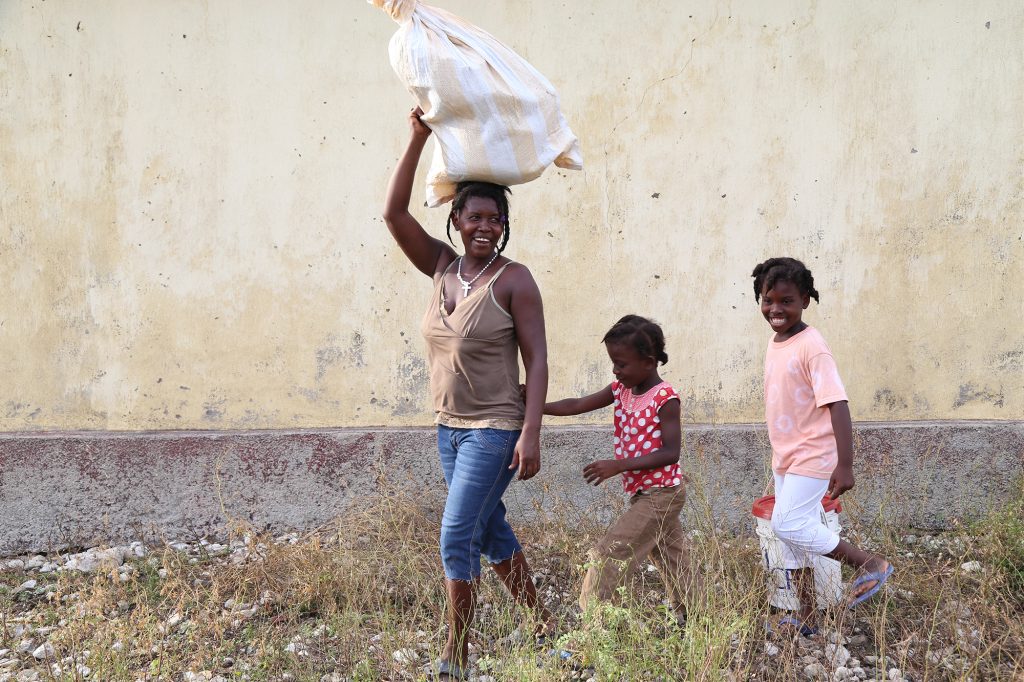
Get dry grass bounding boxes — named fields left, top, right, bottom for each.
left=1, top=482, right=1023, bottom=681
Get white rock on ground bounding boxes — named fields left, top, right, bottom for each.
left=960, top=561, right=982, bottom=573
left=31, top=643, right=54, bottom=660
left=825, top=641, right=851, bottom=668
left=63, top=547, right=126, bottom=573
left=803, top=662, right=826, bottom=680
left=181, top=672, right=227, bottom=682
left=283, top=642, right=309, bottom=657
left=12, top=580, right=36, bottom=595
left=392, top=648, right=419, bottom=665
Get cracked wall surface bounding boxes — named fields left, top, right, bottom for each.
left=1, top=1, right=1022, bottom=431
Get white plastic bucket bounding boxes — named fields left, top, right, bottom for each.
left=752, top=495, right=844, bottom=610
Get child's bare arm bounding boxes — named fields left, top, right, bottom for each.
left=544, top=384, right=614, bottom=416
left=582, top=399, right=682, bottom=485
left=827, top=400, right=855, bottom=498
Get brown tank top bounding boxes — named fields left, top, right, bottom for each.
left=420, top=260, right=525, bottom=429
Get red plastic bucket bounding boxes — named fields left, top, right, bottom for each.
left=752, top=494, right=845, bottom=610
left=751, top=494, right=842, bottom=521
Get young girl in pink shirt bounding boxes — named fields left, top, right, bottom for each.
left=752, top=257, right=893, bottom=636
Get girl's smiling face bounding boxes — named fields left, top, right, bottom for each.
left=605, top=341, right=656, bottom=391
left=760, top=279, right=810, bottom=339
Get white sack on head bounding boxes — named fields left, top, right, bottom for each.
left=370, top=0, right=583, bottom=207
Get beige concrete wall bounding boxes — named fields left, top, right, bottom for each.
left=1, top=0, right=1021, bottom=431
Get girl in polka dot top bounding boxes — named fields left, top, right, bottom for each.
left=545, top=315, right=702, bottom=622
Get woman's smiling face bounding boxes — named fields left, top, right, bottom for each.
left=452, top=196, right=504, bottom=258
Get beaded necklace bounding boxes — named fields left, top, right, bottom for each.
left=456, top=252, right=499, bottom=296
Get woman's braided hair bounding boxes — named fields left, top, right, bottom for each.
left=751, top=257, right=820, bottom=303
left=602, top=314, right=669, bottom=365
left=445, top=181, right=511, bottom=254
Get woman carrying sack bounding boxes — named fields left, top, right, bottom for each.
left=382, top=106, right=554, bottom=680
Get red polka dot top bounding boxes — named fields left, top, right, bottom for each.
left=611, top=380, right=684, bottom=495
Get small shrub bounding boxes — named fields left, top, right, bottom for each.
left=977, top=478, right=1024, bottom=607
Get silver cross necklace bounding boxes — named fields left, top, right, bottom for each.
left=456, top=251, right=500, bottom=296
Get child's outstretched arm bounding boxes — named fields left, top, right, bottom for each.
left=827, top=400, right=855, bottom=498
left=583, top=399, right=682, bottom=485
left=544, top=384, right=614, bottom=417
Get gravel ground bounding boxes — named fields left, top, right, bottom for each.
left=0, top=523, right=1020, bottom=681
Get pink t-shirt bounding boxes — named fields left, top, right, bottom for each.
left=764, top=326, right=848, bottom=480
left=612, top=380, right=684, bottom=496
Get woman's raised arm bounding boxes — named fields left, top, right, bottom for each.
left=382, top=107, right=456, bottom=277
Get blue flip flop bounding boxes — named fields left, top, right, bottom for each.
left=848, top=564, right=894, bottom=609
left=536, top=632, right=574, bottom=662
left=768, top=615, right=818, bottom=638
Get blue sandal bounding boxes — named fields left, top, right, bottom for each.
left=848, top=564, right=894, bottom=609
left=769, top=615, right=819, bottom=638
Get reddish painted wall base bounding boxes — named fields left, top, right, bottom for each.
left=1, top=421, right=1021, bottom=555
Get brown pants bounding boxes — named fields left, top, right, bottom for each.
left=579, top=485, right=702, bottom=614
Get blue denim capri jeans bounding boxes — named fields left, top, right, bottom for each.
left=437, top=425, right=523, bottom=581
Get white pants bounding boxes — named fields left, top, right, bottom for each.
left=772, top=473, right=841, bottom=569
